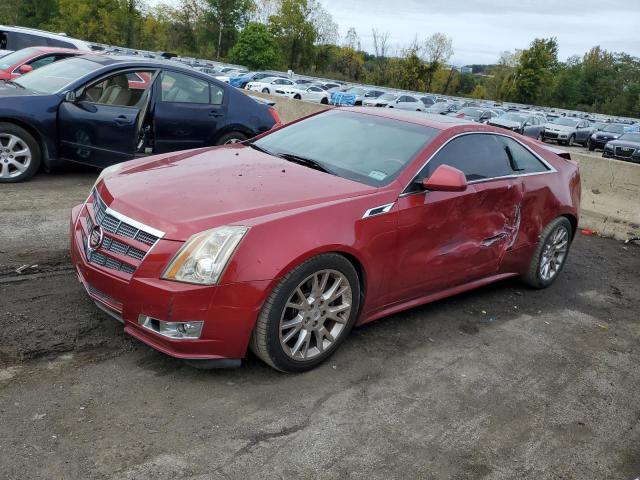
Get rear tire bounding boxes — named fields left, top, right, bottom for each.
left=0, top=122, right=41, bottom=183
left=320, top=97, right=328, bottom=105
left=216, top=131, right=248, bottom=145
left=522, top=217, right=572, bottom=289
left=293, top=94, right=301, bottom=100
left=250, top=253, right=361, bottom=373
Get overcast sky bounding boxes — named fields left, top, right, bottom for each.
left=321, top=0, right=640, bottom=65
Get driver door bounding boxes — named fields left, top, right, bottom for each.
left=58, top=69, right=156, bottom=168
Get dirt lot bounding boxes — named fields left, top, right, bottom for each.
left=1, top=159, right=639, bottom=479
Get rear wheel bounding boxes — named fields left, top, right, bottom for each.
left=320, top=97, right=328, bottom=105
left=216, top=131, right=248, bottom=145
left=522, top=217, right=572, bottom=289
left=0, top=122, right=41, bottom=183
left=250, top=254, right=360, bottom=372
left=293, top=94, right=301, bottom=100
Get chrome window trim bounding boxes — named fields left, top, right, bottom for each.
left=400, top=131, right=557, bottom=196
left=362, top=202, right=395, bottom=219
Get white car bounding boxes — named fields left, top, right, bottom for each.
left=363, top=92, right=398, bottom=107
left=214, top=68, right=248, bottom=83
left=246, top=77, right=296, bottom=94
left=278, top=84, right=330, bottom=104
left=386, top=94, right=426, bottom=111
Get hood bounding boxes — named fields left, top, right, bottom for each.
left=545, top=123, right=575, bottom=132
left=99, top=145, right=376, bottom=241
left=606, top=139, right=640, bottom=149
left=489, top=118, right=520, bottom=128
left=595, top=131, right=621, bottom=139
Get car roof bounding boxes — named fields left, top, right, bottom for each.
left=338, top=107, right=471, bottom=130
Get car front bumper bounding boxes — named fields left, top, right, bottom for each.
left=543, top=131, right=570, bottom=141
left=70, top=203, right=270, bottom=363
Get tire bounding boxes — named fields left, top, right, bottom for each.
left=522, top=217, right=572, bottom=289
left=250, top=253, right=361, bottom=373
left=261, top=88, right=270, bottom=94
left=215, top=131, right=249, bottom=145
left=293, top=94, right=301, bottom=100
left=537, top=132, right=544, bottom=141
left=588, top=139, right=595, bottom=151
left=320, top=97, right=328, bottom=105
left=568, top=134, right=575, bottom=147
left=0, top=122, right=41, bottom=183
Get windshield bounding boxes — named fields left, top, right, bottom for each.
left=603, top=124, right=625, bottom=134
left=459, top=107, right=483, bottom=119
left=347, top=87, right=365, bottom=95
left=551, top=118, right=580, bottom=127
left=14, top=57, right=101, bottom=94
left=619, top=133, right=640, bottom=142
left=501, top=113, right=526, bottom=123
left=253, top=110, right=438, bottom=187
left=0, top=47, right=39, bottom=70
left=379, top=93, right=397, bottom=101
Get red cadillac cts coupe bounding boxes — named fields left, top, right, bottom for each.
left=70, top=108, right=581, bottom=372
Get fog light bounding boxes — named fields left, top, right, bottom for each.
left=138, top=315, right=203, bottom=339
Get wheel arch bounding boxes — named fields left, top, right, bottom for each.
left=0, top=117, right=52, bottom=166
left=561, top=213, right=578, bottom=239
left=211, top=124, right=256, bottom=144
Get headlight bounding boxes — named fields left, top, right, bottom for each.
left=162, top=226, right=248, bottom=285
left=92, top=162, right=125, bottom=191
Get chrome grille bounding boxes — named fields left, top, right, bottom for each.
left=615, top=146, right=635, bottom=158
left=81, top=190, right=164, bottom=276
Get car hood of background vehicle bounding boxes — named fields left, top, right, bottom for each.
left=99, top=145, right=377, bottom=241
left=545, top=123, right=575, bottom=132
left=489, top=118, right=520, bottom=128
left=606, top=139, right=640, bottom=149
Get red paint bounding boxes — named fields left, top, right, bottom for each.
left=0, top=47, right=88, bottom=80
left=70, top=107, right=581, bottom=362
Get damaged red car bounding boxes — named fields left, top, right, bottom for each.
left=70, top=108, right=581, bottom=372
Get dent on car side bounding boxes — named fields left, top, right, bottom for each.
left=69, top=109, right=580, bottom=369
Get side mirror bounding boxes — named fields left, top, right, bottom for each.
left=64, top=91, right=77, bottom=103
left=421, top=164, right=468, bottom=192
left=18, top=64, right=33, bottom=74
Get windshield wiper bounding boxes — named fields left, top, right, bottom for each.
left=4, top=80, right=24, bottom=89
left=274, top=152, right=337, bottom=175
left=248, top=142, right=273, bottom=155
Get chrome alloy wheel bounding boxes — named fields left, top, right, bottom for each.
left=279, top=269, right=353, bottom=361
left=539, top=225, right=569, bottom=281
left=224, top=138, right=242, bottom=144
left=0, top=133, right=31, bottom=179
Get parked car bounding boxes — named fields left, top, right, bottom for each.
left=450, top=107, right=499, bottom=123
left=488, top=112, right=545, bottom=139
left=0, top=46, right=88, bottom=81
left=363, top=92, right=398, bottom=107
left=386, top=94, right=427, bottom=111
left=330, top=87, right=385, bottom=106
left=0, top=49, right=13, bottom=58
left=589, top=123, right=639, bottom=151
left=602, top=132, right=640, bottom=163
left=213, top=68, right=248, bottom=83
left=281, top=84, right=329, bottom=104
left=229, top=71, right=284, bottom=89
left=70, top=108, right=580, bottom=372
left=425, top=102, right=458, bottom=115
left=0, top=55, right=280, bottom=182
left=0, top=25, right=97, bottom=51
left=419, top=96, right=436, bottom=107
left=542, top=117, right=593, bottom=146
left=246, top=76, right=296, bottom=94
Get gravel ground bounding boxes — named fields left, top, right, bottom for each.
left=1, top=163, right=639, bottom=479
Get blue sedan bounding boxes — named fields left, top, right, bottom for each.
left=0, top=55, right=280, bottom=182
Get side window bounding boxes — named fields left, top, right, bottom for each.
left=420, top=134, right=512, bottom=182
left=210, top=83, right=224, bottom=105
left=499, top=137, right=550, bottom=174
left=309, top=86, right=322, bottom=92
left=161, top=71, right=210, bottom=104
left=11, top=32, right=43, bottom=50
left=406, top=96, right=418, bottom=102
left=27, top=54, right=63, bottom=70
left=46, top=38, right=76, bottom=49
left=80, top=70, right=155, bottom=107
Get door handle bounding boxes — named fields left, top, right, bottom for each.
left=114, top=115, right=133, bottom=126
left=209, top=111, right=224, bottom=118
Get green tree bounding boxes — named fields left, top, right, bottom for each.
left=229, top=22, right=277, bottom=69
left=268, top=0, right=317, bottom=70
left=512, top=38, right=559, bottom=104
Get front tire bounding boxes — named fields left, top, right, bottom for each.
left=568, top=134, right=575, bottom=146
left=262, top=88, right=270, bottom=94
left=250, top=254, right=361, bottom=372
left=0, top=122, right=41, bottom=183
left=320, top=97, right=328, bottom=105
left=216, top=131, right=248, bottom=145
left=588, top=138, right=595, bottom=151
left=522, top=217, right=572, bottom=289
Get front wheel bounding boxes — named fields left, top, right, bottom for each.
left=320, top=97, right=328, bottom=105
left=216, top=131, right=248, bottom=145
left=0, top=122, right=41, bottom=183
left=522, top=217, right=572, bottom=289
left=262, top=88, right=270, bottom=94
left=588, top=138, right=595, bottom=151
left=250, top=254, right=361, bottom=372
left=568, top=134, right=575, bottom=146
